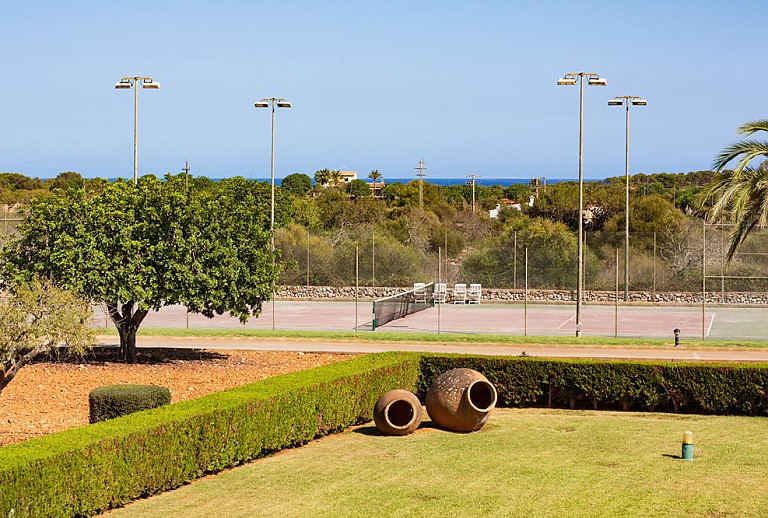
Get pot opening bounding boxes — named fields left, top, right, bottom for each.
left=468, top=380, right=497, bottom=412
left=386, top=399, right=416, bottom=428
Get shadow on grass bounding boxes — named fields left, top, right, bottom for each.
left=353, top=421, right=441, bottom=437
left=662, top=453, right=682, bottom=460
left=35, top=346, right=229, bottom=366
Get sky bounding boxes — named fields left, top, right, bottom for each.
left=1, top=0, right=765, bottom=181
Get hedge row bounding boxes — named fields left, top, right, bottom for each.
left=0, top=352, right=420, bottom=517
left=418, top=355, right=768, bottom=415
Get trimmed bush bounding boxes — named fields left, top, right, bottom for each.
left=0, top=352, right=421, bottom=517
left=89, top=384, right=171, bottom=423
left=418, top=355, right=768, bottom=415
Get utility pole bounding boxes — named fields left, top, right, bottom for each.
left=467, top=174, right=479, bottom=213
left=414, top=159, right=428, bottom=210
left=182, top=159, right=190, bottom=190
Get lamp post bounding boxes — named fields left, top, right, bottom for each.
left=254, top=97, right=291, bottom=251
left=254, top=97, right=291, bottom=330
left=557, top=72, right=607, bottom=337
left=608, top=96, right=647, bottom=301
left=114, top=77, right=161, bottom=186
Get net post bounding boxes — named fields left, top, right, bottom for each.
left=702, top=220, right=706, bottom=339
left=615, top=248, right=619, bottom=338
left=355, top=244, right=359, bottom=333
left=524, top=247, right=528, bottom=337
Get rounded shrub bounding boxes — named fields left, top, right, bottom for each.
left=89, top=384, right=171, bottom=423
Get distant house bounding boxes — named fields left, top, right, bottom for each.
left=367, top=180, right=385, bottom=197
left=339, top=171, right=357, bottom=183
left=489, top=197, right=534, bottom=219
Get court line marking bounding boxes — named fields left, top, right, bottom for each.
left=557, top=314, right=576, bottom=330
left=707, top=312, right=716, bottom=337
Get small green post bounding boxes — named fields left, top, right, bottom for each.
left=682, top=430, right=694, bottom=461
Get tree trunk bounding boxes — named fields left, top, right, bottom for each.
left=107, top=301, right=148, bottom=363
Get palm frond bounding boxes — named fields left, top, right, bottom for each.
left=712, top=140, right=768, bottom=171
left=737, top=120, right=768, bottom=136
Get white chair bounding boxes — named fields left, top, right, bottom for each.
left=433, top=283, right=447, bottom=304
left=453, top=283, right=467, bottom=304
left=413, top=282, right=427, bottom=303
left=468, top=283, right=482, bottom=304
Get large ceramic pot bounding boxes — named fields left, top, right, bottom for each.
left=373, top=389, right=423, bottom=436
left=425, top=368, right=497, bottom=432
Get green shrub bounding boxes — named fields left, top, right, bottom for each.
left=0, top=352, right=421, bottom=517
left=418, top=355, right=768, bottom=415
left=89, top=385, right=171, bottom=423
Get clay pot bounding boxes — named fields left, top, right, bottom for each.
left=373, top=389, right=423, bottom=436
left=425, top=368, right=497, bottom=432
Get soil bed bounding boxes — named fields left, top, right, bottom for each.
left=0, top=347, right=353, bottom=447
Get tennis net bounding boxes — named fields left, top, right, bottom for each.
left=372, top=282, right=434, bottom=330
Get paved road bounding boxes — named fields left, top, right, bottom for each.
left=98, top=336, right=768, bottom=362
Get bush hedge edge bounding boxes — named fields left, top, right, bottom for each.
left=0, top=352, right=421, bottom=517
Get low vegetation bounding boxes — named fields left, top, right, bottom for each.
left=89, top=385, right=171, bottom=423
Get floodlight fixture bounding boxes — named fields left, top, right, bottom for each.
left=115, top=76, right=161, bottom=185
left=632, top=99, right=647, bottom=106
left=587, top=76, right=607, bottom=86
left=254, top=100, right=269, bottom=108
left=557, top=77, right=576, bottom=86
left=608, top=99, right=623, bottom=106
left=276, top=101, right=291, bottom=108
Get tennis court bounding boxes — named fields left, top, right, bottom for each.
left=94, top=300, right=768, bottom=340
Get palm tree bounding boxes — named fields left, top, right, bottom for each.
left=368, top=169, right=382, bottom=196
left=330, top=170, right=343, bottom=187
left=314, top=168, right=331, bottom=187
left=699, top=120, right=768, bottom=260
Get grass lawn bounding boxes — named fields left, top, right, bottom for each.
left=110, top=408, right=768, bottom=517
left=100, top=327, right=768, bottom=349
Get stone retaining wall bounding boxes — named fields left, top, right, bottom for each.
left=276, top=285, right=768, bottom=305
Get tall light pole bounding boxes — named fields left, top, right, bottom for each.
left=254, top=98, right=291, bottom=251
left=254, top=97, right=291, bottom=330
left=557, top=72, right=607, bottom=337
left=114, top=77, right=161, bottom=186
left=609, top=96, right=647, bottom=301
left=467, top=174, right=479, bottom=213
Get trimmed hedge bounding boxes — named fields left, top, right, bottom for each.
left=89, top=384, right=171, bottom=423
left=418, top=354, right=768, bottom=415
left=0, top=352, right=420, bottom=517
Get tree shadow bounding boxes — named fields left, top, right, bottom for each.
left=36, top=346, right=228, bottom=366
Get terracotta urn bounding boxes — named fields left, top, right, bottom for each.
left=425, top=368, right=497, bottom=432
left=373, top=389, right=423, bottom=436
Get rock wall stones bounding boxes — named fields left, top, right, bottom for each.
left=276, top=285, right=768, bottom=305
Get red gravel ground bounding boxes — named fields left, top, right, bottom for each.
left=0, top=348, right=354, bottom=447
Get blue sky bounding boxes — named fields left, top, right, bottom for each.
left=1, top=1, right=765, bottom=180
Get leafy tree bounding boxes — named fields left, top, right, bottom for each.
left=0, top=279, right=94, bottom=395
left=46, top=172, right=84, bottom=191
left=281, top=173, right=312, bottom=197
left=503, top=184, right=531, bottom=202
left=699, top=120, right=768, bottom=259
left=0, top=173, right=43, bottom=191
left=2, top=176, right=281, bottom=362
left=330, top=170, right=343, bottom=187
left=346, top=179, right=370, bottom=197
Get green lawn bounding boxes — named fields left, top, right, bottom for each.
left=100, top=327, right=768, bottom=349
left=110, top=409, right=768, bottom=517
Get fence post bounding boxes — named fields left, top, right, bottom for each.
left=372, top=227, right=376, bottom=288
left=444, top=228, right=448, bottom=284
left=513, top=231, right=517, bottom=290
left=720, top=226, right=725, bottom=304
left=306, top=227, right=310, bottom=296
left=524, top=247, right=528, bottom=337
left=615, top=248, right=619, bottom=338
left=702, top=221, right=706, bottom=339
left=438, top=246, right=441, bottom=335
left=652, top=232, right=657, bottom=304
left=355, top=245, right=359, bottom=332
